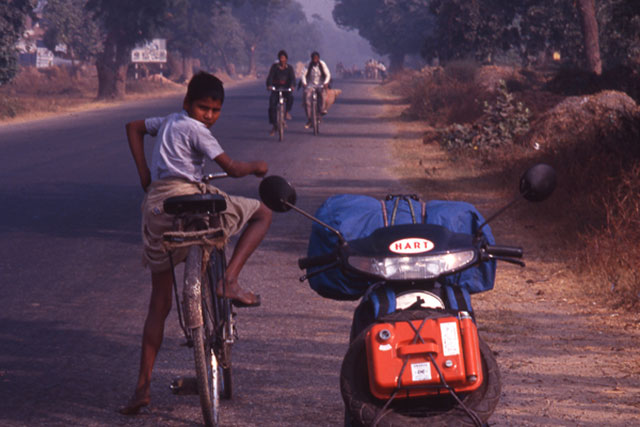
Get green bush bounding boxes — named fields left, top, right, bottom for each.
left=439, top=79, right=530, bottom=154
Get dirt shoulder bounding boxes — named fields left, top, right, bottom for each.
left=0, top=72, right=258, bottom=126
left=376, top=86, right=640, bottom=426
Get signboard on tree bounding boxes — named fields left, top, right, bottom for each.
left=131, top=39, right=167, bottom=63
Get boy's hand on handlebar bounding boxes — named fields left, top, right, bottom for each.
left=253, top=161, right=268, bottom=177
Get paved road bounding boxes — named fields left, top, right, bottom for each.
left=0, top=79, right=411, bottom=426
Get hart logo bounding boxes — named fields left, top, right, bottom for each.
left=389, top=238, right=435, bottom=254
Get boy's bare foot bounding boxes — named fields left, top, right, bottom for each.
left=217, top=278, right=261, bottom=307
left=119, top=394, right=150, bottom=415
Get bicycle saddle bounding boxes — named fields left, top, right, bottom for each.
left=164, top=193, right=227, bottom=215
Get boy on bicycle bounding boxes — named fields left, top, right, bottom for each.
left=121, top=71, right=271, bottom=414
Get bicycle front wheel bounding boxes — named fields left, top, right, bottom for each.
left=277, top=103, right=285, bottom=141
left=185, top=246, right=220, bottom=426
left=312, top=99, right=319, bottom=135
left=207, top=248, right=234, bottom=400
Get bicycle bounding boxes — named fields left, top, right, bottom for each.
left=162, top=172, right=235, bottom=427
left=269, top=86, right=292, bottom=141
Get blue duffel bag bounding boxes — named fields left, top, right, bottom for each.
left=306, top=194, right=496, bottom=300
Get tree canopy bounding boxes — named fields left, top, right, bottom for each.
left=41, top=0, right=102, bottom=66
left=333, top=0, right=640, bottom=72
left=0, top=0, right=35, bottom=84
left=333, top=0, right=433, bottom=71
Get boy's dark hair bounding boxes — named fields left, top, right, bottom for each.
left=278, top=50, right=288, bottom=59
left=185, top=71, right=225, bottom=104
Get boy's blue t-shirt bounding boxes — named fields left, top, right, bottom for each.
left=145, top=111, right=224, bottom=183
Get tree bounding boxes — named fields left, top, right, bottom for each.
left=41, top=0, right=102, bottom=76
left=202, top=5, right=248, bottom=77
left=333, top=0, right=433, bottom=72
left=86, top=0, right=171, bottom=99
left=0, top=0, right=35, bottom=85
left=255, top=0, right=321, bottom=67
left=164, top=0, right=228, bottom=81
left=422, top=0, right=590, bottom=68
left=576, top=0, right=602, bottom=74
left=599, top=0, right=640, bottom=69
left=231, top=0, right=289, bottom=76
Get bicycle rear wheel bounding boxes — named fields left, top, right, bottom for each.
left=185, top=246, right=220, bottom=426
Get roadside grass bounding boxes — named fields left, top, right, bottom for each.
left=0, top=66, right=184, bottom=123
left=387, top=63, right=640, bottom=309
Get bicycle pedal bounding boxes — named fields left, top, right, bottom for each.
left=170, top=376, right=199, bottom=395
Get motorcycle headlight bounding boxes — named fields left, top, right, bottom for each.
left=348, top=250, right=476, bottom=280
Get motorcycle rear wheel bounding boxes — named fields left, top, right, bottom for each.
left=340, top=309, right=501, bottom=427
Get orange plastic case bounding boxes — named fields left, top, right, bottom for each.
left=365, top=313, right=483, bottom=399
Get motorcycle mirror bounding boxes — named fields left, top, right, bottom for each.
left=476, top=163, right=557, bottom=238
left=259, top=175, right=297, bottom=212
left=519, top=163, right=557, bottom=202
left=259, top=175, right=346, bottom=243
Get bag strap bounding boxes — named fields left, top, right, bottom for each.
left=369, top=286, right=397, bottom=319
left=379, top=200, right=389, bottom=227
left=444, top=285, right=473, bottom=314
left=384, top=194, right=421, bottom=225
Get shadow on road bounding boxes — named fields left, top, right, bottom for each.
left=0, top=182, right=141, bottom=243
left=0, top=318, right=132, bottom=425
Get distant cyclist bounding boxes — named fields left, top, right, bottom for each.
left=301, top=51, right=331, bottom=128
left=265, top=50, right=296, bottom=135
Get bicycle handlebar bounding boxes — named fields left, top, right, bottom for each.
left=268, top=86, right=293, bottom=92
left=202, top=172, right=228, bottom=183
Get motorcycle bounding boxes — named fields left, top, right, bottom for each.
left=259, top=164, right=556, bottom=426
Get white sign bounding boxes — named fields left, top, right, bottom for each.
left=440, top=322, right=461, bottom=357
left=411, top=362, right=432, bottom=382
left=36, top=47, right=54, bottom=68
left=388, top=238, right=435, bottom=254
left=131, top=38, right=167, bottom=63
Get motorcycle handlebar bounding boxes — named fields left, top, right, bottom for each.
left=485, top=245, right=523, bottom=258
left=298, top=252, right=338, bottom=270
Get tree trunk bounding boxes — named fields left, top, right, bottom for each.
left=220, top=49, right=236, bottom=78
left=389, top=52, right=405, bottom=74
left=576, top=0, right=602, bottom=75
left=247, top=43, right=256, bottom=77
left=182, top=55, right=195, bottom=81
left=167, top=50, right=183, bottom=81
left=96, top=33, right=129, bottom=99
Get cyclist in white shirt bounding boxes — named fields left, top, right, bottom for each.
left=301, top=51, right=331, bottom=128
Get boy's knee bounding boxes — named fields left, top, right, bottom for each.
left=256, top=203, right=272, bottom=223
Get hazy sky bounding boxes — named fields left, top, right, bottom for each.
left=297, top=0, right=382, bottom=70
left=298, top=0, right=335, bottom=23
